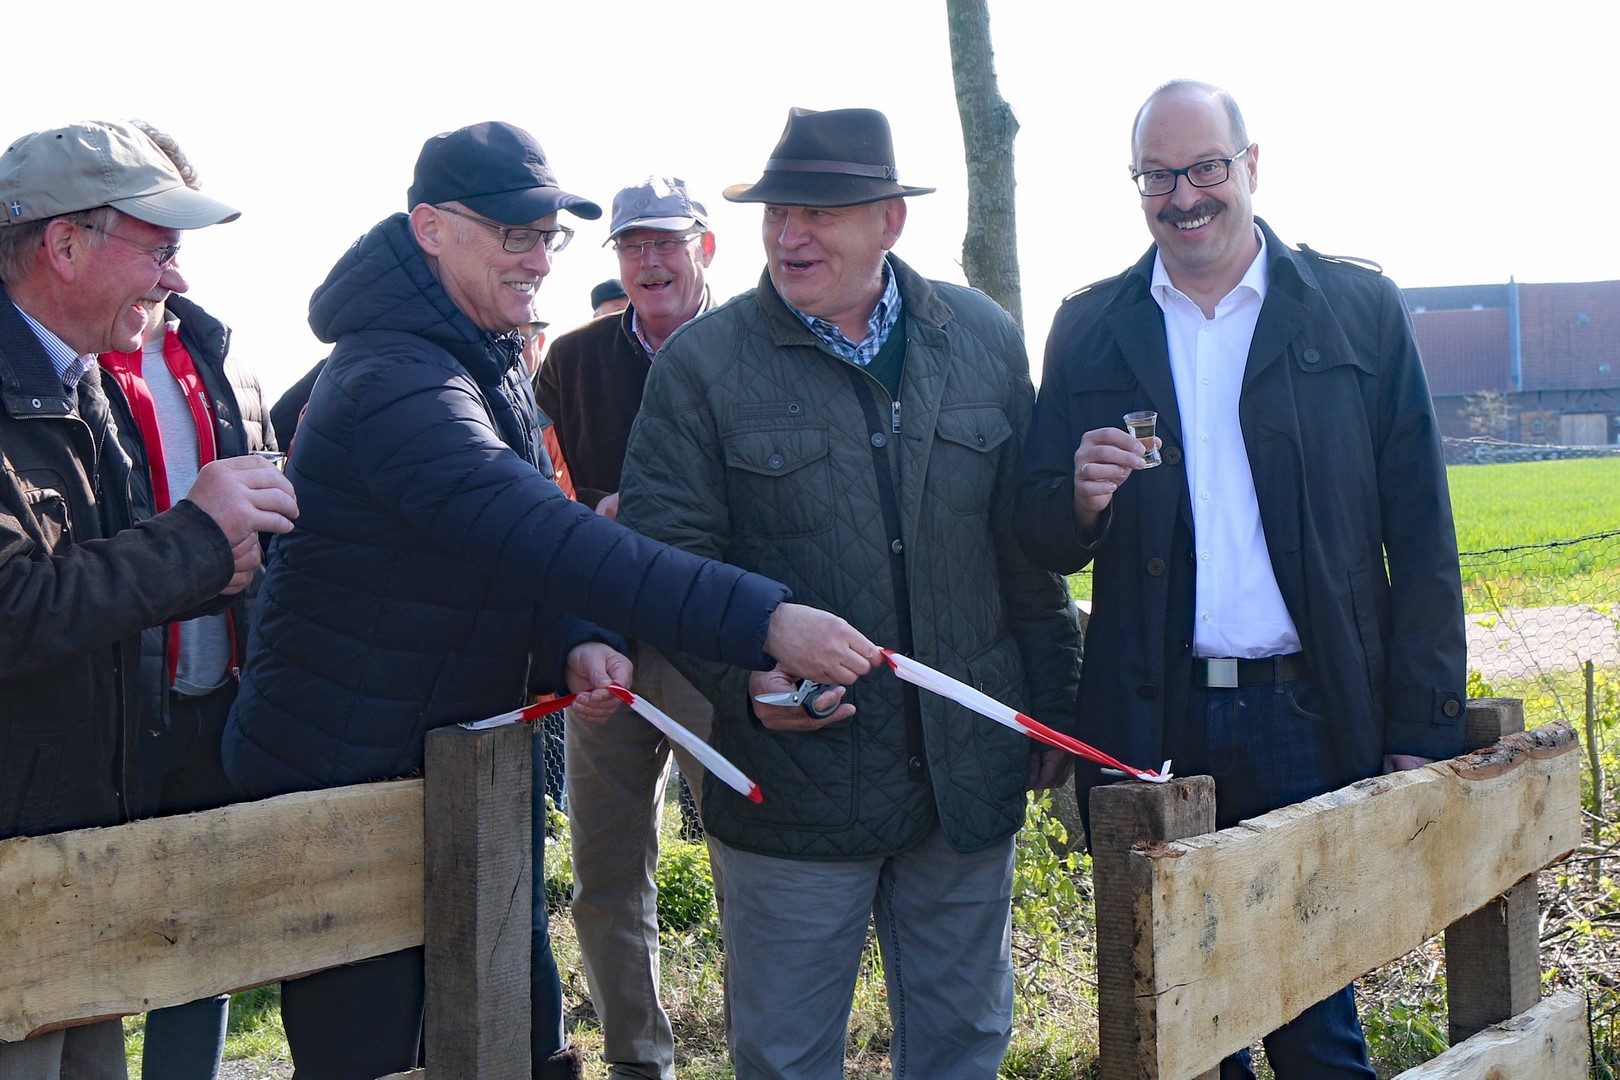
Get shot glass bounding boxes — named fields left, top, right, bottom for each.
left=1123, top=410, right=1162, bottom=468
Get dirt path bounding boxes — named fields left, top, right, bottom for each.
left=1467, top=604, right=1618, bottom=682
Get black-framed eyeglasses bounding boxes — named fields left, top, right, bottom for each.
left=79, top=221, right=181, bottom=269
left=435, top=204, right=573, bottom=254
left=1130, top=145, right=1253, bottom=197
left=612, top=232, right=703, bottom=260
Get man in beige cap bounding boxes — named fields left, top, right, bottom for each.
left=0, top=119, right=297, bottom=1078
left=537, top=176, right=720, bottom=1080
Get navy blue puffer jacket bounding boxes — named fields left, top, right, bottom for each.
left=224, top=214, right=789, bottom=798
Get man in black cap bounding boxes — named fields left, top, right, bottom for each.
left=0, top=119, right=296, bottom=1079
left=619, top=107, right=1082, bottom=1079
left=223, top=121, right=879, bottom=1080
left=590, top=278, right=629, bottom=318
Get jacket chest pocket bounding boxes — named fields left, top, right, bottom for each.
left=933, top=405, right=1012, bottom=514
left=723, top=426, right=833, bottom=539
left=11, top=469, right=74, bottom=550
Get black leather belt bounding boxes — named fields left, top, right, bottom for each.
left=1191, top=653, right=1309, bottom=688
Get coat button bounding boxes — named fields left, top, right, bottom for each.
left=975, top=433, right=986, bottom=445
left=787, top=402, right=802, bottom=415
left=1302, top=348, right=1321, bottom=364
left=1146, top=557, right=1166, bottom=576
left=30, top=398, right=41, bottom=409
left=1137, top=684, right=1158, bottom=700
left=908, top=756, right=923, bottom=769
left=870, top=432, right=887, bottom=447
left=891, top=538, right=904, bottom=554
left=1443, top=698, right=1462, bottom=717
left=1163, top=446, right=1182, bottom=466
left=767, top=453, right=785, bottom=470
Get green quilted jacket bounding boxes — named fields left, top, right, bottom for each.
left=619, top=256, right=1082, bottom=859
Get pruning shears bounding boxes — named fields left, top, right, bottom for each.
left=754, top=679, right=842, bottom=720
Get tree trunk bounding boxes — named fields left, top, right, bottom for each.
left=946, top=0, right=1023, bottom=331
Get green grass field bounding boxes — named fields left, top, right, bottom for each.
left=1069, top=456, right=1620, bottom=611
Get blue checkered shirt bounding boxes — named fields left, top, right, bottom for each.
left=787, top=264, right=901, bottom=367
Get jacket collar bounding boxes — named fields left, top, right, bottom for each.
left=756, top=254, right=952, bottom=351
left=308, top=213, right=522, bottom=388
left=1105, top=216, right=1320, bottom=444
left=0, top=283, right=76, bottom=416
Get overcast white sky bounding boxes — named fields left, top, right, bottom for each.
left=10, top=0, right=1616, bottom=400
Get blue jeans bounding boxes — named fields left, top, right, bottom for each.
left=532, top=728, right=568, bottom=1065
left=1184, top=674, right=1376, bottom=1080
left=142, top=995, right=228, bottom=1079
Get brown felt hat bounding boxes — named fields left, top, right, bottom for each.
left=724, top=107, right=934, bottom=208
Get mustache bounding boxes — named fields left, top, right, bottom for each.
left=633, top=273, right=674, bottom=287
left=1158, top=199, right=1221, bottom=225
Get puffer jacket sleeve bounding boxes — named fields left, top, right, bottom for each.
left=340, top=340, right=787, bottom=671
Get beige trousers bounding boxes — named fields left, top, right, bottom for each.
left=565, top=644, right=725, bottom=1080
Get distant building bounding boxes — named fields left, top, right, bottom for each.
left=1407, top=278, right=1620, bottom=450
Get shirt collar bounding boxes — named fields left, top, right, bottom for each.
left=785, top=261, right=901, bottom=368
left=1150, top=224, right=1269, bottom=313
left=630, top=286, right=712, bottom=359
left=13, top=304, right=96, bottom=390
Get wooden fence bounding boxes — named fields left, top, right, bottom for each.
left=0, top=722, right=534, bottom=1079
left=0, top=699, right=1590, bottom=1079
left=1090, top=698, right=1589, bottom=1078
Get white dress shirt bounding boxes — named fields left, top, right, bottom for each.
left=1151, top=229, right=1301, bottom=659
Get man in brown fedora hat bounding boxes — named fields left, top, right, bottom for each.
left=619, top=107, right=1082, bottom=1079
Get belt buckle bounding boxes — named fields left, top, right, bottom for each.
left=1204, top=658, right=1238, bottom=689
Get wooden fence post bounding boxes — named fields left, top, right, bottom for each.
left=423, top=723, right=533, bottom=1078
left=1091, top=775, right=1218, bottom=1080
left=1443, top=698, right=1540, bottom=1045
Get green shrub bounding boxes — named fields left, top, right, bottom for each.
left=656, top=838, right=717, bottom=938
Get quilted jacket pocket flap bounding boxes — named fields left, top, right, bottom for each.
left=935, top=406, right=1012, bottom=454
left=724, top=426, right=829, bottom=478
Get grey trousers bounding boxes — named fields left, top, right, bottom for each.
left=0, top=1020, right=128, bottom=1080
left=718, top=827, right=1016, bottom=1080
left=565, top=644, right=724, bottom=1079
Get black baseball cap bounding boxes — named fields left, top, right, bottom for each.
left=407, top=121, right=601, bottom=224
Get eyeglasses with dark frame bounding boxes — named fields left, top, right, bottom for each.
left=612, top=232, right=704, bottom=260
left=435, top=204, right=574, bottom=254
left=78, top=221, right=181, bottom=269
left=1130, top=144, right=1253, bottom=197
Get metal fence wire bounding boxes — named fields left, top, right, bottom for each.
left=1462, top=529, right=1620, bottom=729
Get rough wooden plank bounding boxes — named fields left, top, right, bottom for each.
left=1130, top=724, right=1580, bottom=1080
left=1445, top=697, right=1543, bottom=1044
left=422, top=724, right=532, bottom=1078
left=1394, top=988, right=1589, bottom=1079
left=1090, top=776, right=1218, bottom=1080
left=0, top=782, right=424, bottom=1041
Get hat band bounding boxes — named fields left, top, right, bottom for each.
left=764, top=158, right=898, bottom=181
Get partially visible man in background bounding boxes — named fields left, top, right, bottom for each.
left=537, top=176, right=719, bottom=1080
left=590, top=278, right=629, bottom=318
left=93, top=120, right=279, bottom=1080
left=0, top=118, right=296, bottom=1079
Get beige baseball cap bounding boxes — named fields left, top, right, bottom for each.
left=0, top=120, right=239, bottom=229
